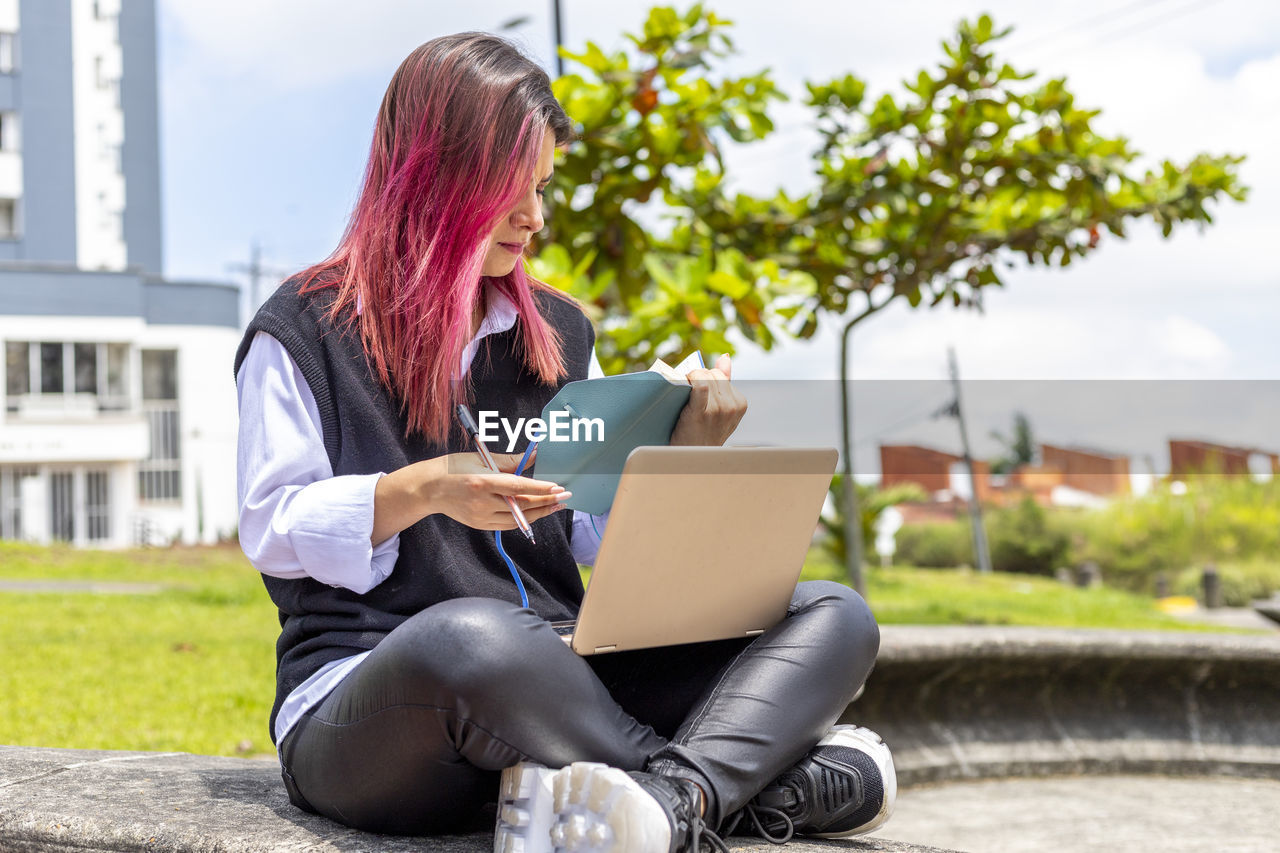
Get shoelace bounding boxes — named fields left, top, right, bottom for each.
left=655, top=776, right=731, bottom=853
left=720, top=785, right=798, bottom=845
left=688, top=813, right=732, bottom=853
left=721, top=803, right=795, bottom=845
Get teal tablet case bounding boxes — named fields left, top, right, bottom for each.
left=532, top=372, right=691, bottom=514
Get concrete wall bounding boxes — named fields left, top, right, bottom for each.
left=0, top=265, right=238, bottom=327
left=118, top=0, right=161, bottom=274
left=15, top=1, right=78, bottom=264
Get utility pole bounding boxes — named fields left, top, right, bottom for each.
left=228, top=240, right=290, bottom=319
left=551, top=0, right=564, bottom=77
left=948, top=346, right=993, bottom=573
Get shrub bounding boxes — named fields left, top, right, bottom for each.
left=894, top=520, right=973, bottom=568
left=1173, top=560, right=1280, bottom=607
left=1063, top=477, right=1280, bottom=593
left=987, top=497, right=1071, bottom=576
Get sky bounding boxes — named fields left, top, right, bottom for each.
left=155, top=0, right=1280, bottom=469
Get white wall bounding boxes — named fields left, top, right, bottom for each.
left=70, top=0, right=128, bottom=271
left=1, top=312, right=240, bottom=547
left=0, top=0, right=18, bottom=32
left=135, top=323, right=241, bottom=544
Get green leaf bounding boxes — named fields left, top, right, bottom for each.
left=707, top=270, right=751, bottom=299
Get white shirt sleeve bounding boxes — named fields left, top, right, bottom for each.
left=236, top=331, right=399, bottom=594
left=567, top=348, right=610, bottom=565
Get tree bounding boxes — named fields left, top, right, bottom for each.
left=990, top=411, right=1036, bottom=475
left=535, top=6, right=1248, bottom=593
left=680, top=12, right=1246, bottom=591
left=533, top=4, right=808, bottom=374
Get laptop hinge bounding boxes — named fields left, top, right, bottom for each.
left=745, top=629, right=765, bottom=637
left=593, top=644, right=618, bottom=654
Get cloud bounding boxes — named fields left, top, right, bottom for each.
left=156, top=0, right=1280, bottom=382
left=1155, top=315, right=1232, bottom=368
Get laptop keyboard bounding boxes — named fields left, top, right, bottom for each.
left=550, top=620, right=577, bottom=636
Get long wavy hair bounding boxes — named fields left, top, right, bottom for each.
left=298, top=33, right=576, bottom=443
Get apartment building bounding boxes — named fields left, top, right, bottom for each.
left=0, top=0, right=240, bottom=547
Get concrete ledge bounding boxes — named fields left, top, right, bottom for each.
left=0, top=747, right=957, bottom=853
left=849, top=626, right=1280, bottom=786
left=8, top=626, right=1274, bottom=852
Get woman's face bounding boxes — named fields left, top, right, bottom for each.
left=481, top=128, right=556, bottom=278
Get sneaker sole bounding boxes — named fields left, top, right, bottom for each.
left=495, top=762, right=673, bottom=853
left=808, top=725, right=897, bottom=838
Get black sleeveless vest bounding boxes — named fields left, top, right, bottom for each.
left=233, top=276, right=595, bottom=740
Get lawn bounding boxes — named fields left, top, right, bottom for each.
left=0, top=542, right=278, bottom=757
left=0, top=541, right=1241, bottom=757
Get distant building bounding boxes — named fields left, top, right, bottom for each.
left=1169, top=439, right=1279, bottom=480
left=0, top=0, right=239, bottom=547
left=1039, top=444, right=1131, bottom=497
left=879, top=444, right=994, bottom=503
left=881, top=441, right=1130, bottom=522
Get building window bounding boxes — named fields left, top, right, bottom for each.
left=4, top=341, right=133, bottom=414
left=40, top=343, right=64, bottom=394
left=0, top=33, right=15, bottom=75
left=103, top=342, right=129, bottom=411
left=0, top=199, right=17, bottom=239
left=0, top=466, right=37, bottom=540
left=5, top=340, right=27, bottom=410
left=74, top=343, right=98, bottom=394
left=50, top=471, right=75, bottom=543
left=85, top=470, right=111, bottom=541
left=139, top=349, right=181, bottom=502
left=0, top=112, right=17, bottom=151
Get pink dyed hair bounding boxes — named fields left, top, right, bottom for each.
left=298, top=33, right=577, bottom=443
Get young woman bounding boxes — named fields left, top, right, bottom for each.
left=234, top=32, right=892, bottom=853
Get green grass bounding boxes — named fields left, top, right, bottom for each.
left=801, top=552, right=1242, bottom=631
left=0, top=542, right=1250, bottom=757
left=0, top=542, right=278, bottom=757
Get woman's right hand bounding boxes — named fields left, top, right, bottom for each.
left=423, top=451, right=571, bottom=530
left=372, top=451, right=571, bottom=544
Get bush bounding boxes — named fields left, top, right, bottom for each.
left=1173, top=561, right=1280, bottom=607
left=894, top=500, right=1069, bottom=574
left=1063, top=477, right=1280, bottom=593
left=894, top=520, right=973, bottom=568
left=988, top=497, right=1071, bottom=576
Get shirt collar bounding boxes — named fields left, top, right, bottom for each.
left=355, top=282, right=519, bottom=341
left=474, top=282, right=519, bottom=341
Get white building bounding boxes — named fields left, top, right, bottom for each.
left=0, top=0, right=240, bottom=547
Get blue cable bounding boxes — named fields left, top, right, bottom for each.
left=494, top=440, right=541, bottom=609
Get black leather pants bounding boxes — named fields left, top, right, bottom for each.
left=277, top=580, right=879, bottom=836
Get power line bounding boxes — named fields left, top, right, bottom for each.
left=1040, top=0, right=1227, bottom=60
left=854, top=398, right=954, bottom=447
left=1070, top=0, right=1226, bottom=52
left=1007, top=0, right=1179, bottom=51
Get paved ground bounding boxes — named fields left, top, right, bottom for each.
left=1170, top=605, right=1279, bottom=631
left=867, top=774, right=1280, bottom=853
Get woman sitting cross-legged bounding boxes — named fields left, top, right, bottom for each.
left=234, top=31, right=894, bottom=853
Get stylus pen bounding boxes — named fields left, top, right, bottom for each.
left=456, top=404, right=537, bottom=544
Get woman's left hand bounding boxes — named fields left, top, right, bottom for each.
left=669, top=354, right=748, bottom=447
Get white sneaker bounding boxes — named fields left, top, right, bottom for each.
left=494, top=761, right=725, bottom=853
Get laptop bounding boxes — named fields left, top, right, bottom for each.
left=551, top=446, right=839, bottom=655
